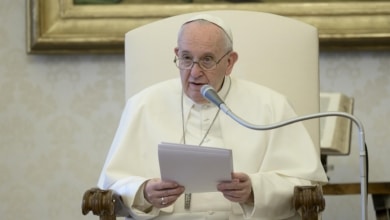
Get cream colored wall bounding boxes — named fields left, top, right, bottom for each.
left=0, top=1, right=389, bottom=220
left=320, top=51, right=390, bottom=220
left=1, top=2, right=125, bottom=220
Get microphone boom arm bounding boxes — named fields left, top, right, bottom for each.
left=219, top=103, right=368, bottom=220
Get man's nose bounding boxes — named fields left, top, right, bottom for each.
left=189, top=62, right=204, bottom=77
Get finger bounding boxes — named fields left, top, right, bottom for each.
left=156, top=180, right=181, bottom=190
left=156, top=195, right=178, bottom=208
left=158, top=186, right=185, bottom=198
left=159, top=196, right=169, bottom=207
left=219, top=185, right=252, bottom=202
left=146, top=180, right=180, bottom=196
left=224, top=189, right=252, bottom=203
left=154, top=187, right=184, bottom=208
left=218, top=181, right=242, bottom=190
left=232, top=172, right=250, bottom=182
left=223, top=193, right=245, bottom=203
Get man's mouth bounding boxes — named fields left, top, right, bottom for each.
left=190, top=82, right=206, bottom=87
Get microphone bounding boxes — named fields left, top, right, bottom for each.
left=200, top=84, right=368, bottom=220
left=200, top=85, right=232, bottom=114
left=200, top=85, right=225, bottom=107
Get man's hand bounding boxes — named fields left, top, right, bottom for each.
left=144, top=178, right=185, bottom=208
left=217, top=172, right=254, bottom=204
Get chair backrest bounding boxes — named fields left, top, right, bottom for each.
left=125, top=10, right=320, bottom=150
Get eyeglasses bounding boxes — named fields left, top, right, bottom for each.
left=174, top=50, right=231, bottom=71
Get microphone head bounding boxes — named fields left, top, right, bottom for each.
left=200, top=84, right=224, bottom=107
left=200, top=84, right=214, bottom=97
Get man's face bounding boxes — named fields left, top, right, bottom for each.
left=174, top=22, right=237, bottom=104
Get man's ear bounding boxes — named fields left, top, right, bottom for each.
left=174, top=47, right=179, bottom=56
left=226, top=51, right=238, bottom=76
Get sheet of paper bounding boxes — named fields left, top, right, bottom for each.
left=158, top=142, right=233, bottom=193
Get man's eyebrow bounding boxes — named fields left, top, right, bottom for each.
left=178, top=50, right=190, bottom=55
left=200, top=52, right=216, bottom=59
left=178, top=50, right=215, bottom=57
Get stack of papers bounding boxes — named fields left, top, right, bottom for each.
left=158, top=142, right=233, bottom=193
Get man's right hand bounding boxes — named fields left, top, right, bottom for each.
left=144, top=178, right=185, bottom=208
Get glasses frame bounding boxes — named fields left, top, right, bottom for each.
left=174, top=50, right=232, bottom=71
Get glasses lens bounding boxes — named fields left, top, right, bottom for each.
left=200, top=59, right=216, bottom=70
left=174, top=56, right=218, bottom=70
left=181, top=59, right=193, bottom=69
left=175, top=58, right=191, bottom=69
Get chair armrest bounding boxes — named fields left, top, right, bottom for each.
left=82, top=185, right=325, bottom=220
left=82, top=188, right=127, bottom=220
left=293, top=185, right=325, bottom=220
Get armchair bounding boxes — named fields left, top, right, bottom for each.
left=82, top=10, right=326, bottom=220
left=82, top=185, right=324, bottom=220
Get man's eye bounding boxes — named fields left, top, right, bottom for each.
left=181, top=56, right=192, bottom=61
left=202, top=56, right=214, bottom=63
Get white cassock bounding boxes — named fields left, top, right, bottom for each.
left=98, top=76, right=328, bottom=220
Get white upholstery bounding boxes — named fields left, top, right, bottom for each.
left=125, top=10, right=320, bottom=150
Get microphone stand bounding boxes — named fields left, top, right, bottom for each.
left=218, top=103, right=368, bottom=220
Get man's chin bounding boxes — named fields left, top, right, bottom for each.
left=190, top=95, right=207, bottom=104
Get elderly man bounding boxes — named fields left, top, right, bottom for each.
left=98, top=14, right=327, bottom=220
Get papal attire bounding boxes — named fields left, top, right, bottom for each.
left=98, top=76, right=328, bottom=220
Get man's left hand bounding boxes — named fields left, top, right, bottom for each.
left=217, top=172, right=253, bottom=204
